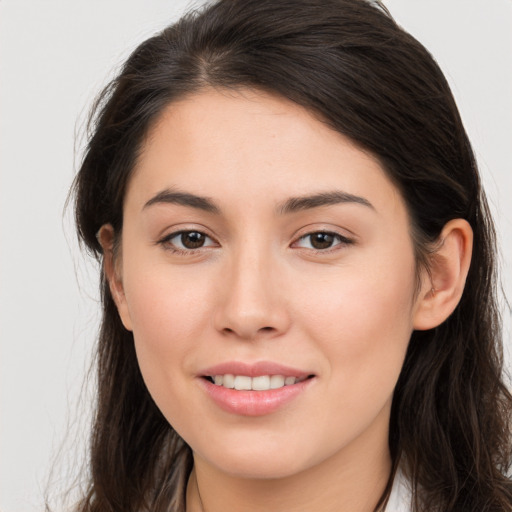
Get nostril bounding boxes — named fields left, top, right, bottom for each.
left=218, top=318, right=285, bottom=339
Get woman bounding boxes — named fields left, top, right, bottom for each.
left=70, top=0, right=512, bottom=510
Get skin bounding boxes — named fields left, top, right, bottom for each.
left=100, top=88, right=473, bottom=512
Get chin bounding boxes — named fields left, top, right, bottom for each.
left=190, top=431, right=327, bottom=480
left=211, top=453, right=308, bottom=480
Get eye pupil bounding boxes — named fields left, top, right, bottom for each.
left=181, top=231, right=205, bottom=249
left=311, top=232, right=334, bottom=249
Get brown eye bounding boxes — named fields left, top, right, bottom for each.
left=294, top=231, right=353, bottom=251
left=180, top=231, right=206, bottom=249
left=310, top=232, right=335, bottom=249
left=160, top=230, right=217, bottom=252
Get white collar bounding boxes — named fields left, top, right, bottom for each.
left=385, top=469, right=412, bottom=512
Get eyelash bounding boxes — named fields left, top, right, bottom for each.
left=293, top=231, right=354, bottom=252
left=158, top=230, right=354, bottom=255
left=158, top=230, right=218, bottom=255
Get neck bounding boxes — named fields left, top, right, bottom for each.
left=186, top=408, right=392, bottom=512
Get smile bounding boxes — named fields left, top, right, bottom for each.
left=198, top=362, right=316, bottom=416
left=207, top=374, right=309, bottom=391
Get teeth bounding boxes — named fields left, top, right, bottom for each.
left=223, top=374, right=235, bottom=389
left=270, top=375, right=285, bottom=389
left=252, top=375, right=270, bottom=391
left=234, top=375, right=252, bottom=390
left=210, top=374, right=303, bottom=391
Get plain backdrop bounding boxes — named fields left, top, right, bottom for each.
left=1, top=1, right=511, bottom=511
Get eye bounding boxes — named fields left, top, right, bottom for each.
left=160, top=230, right=217, bottom=252
left=293, top=231, right=353, bottom=251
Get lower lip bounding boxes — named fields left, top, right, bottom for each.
left=199, top=377, right=314, bottom=416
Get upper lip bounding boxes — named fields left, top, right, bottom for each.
left=199, top=361, right=313, bottom=379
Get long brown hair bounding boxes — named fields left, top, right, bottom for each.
left=70, top=0, right=512, bottom=510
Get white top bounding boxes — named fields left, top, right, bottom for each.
left=385, top=470, right=412, bottom=512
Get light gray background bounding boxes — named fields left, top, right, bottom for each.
left=1, top=1, right=511, bottom=511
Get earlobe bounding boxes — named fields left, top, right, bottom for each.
left=413, top=219, right=473, bottom=331
left=97, top=224, right=133, bottom=331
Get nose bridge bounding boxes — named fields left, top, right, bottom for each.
left=215, top=236, right=289, bottom=339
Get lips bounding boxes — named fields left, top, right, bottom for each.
left=198, top=361, right=316, bottom=416
left=200, top=360, right=312, bottom=379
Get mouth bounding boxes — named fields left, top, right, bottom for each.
left=198, top=362, right=316, bottom=416
left=202, top=374, right=314, bottom=391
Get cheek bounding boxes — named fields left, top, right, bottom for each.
left=128, top=271, right=209, bottom=341
left=297, top=253, right=416, bottom=403
left=121, top=261, right=215, bottom=402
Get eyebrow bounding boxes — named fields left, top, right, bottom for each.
left=277, top=191, right=375, bottom=214
left=143, top=189, right=220, bottom=214
left=143, top=188, right=374, bottom=215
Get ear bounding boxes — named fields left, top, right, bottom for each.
left=413, top=219, right=473, bottom=330
left=97, top=224, right=133, bottom=331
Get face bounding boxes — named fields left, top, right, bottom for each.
left=110, top=88, right=425, bottom=479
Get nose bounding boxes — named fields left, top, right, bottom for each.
left=213, top=246, right=291, bottom=341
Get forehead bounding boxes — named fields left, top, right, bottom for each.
left=127, top=87, right=406, bottom=220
